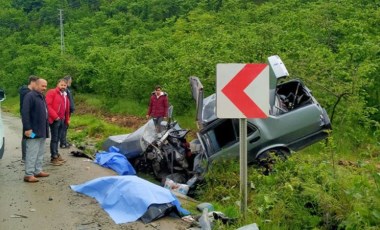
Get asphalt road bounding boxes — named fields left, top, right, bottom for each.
left=0, top=113, right=190, bottom=230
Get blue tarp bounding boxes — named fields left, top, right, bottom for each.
left=94, top=146, right=136, bottom=175
left=70, top=175, right=190, bottom=224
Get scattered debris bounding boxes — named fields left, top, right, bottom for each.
left=198, top=208, right=212, bottom=230
left=212, top=211, right=237, bottom=225
left=149, top=222, right=159, bottom=229
left=250, top=181, right=256, bottom=190
left=236, top=223, right=259, bottom=230
left=10, top=214, right=28, bottom=218
left=338, top=160, right=358, bottom=167
left=164, top=178, right=189, bottom=195
left=182, top=215, right=195, bottom=223
left=197, top=203, right=214, bottom=212
left=221, top=196, right=231, bottom=201
left=171, top=191, right=200, bottom=204
left=71, top=151, right=94, bottom=160
left=80, top=221, right=95, bottom=225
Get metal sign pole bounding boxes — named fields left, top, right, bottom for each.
left=240, top=118, right=247, bottom=219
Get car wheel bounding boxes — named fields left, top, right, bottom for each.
left=256, top=148, right=290, bottom=175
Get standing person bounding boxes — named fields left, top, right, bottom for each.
left=19, top=75, right=39, bottom=163
left=60, top=75, right=75, bottom=148
left=146, top=85, right=169, bottom=133
left=46, top=79, right=70, bottom=166
left=21, top=78, right=50, bottom=183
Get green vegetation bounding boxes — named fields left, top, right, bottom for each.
left=1, top=0, right=379, bottom=229
left=69, top=114, right=131, bottom=147
left=2, top=96, right=20, bottom=115
left=200, top=140, right=380, bottom=229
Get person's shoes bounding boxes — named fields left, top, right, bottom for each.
left=57, top=154, right=67, bottom=163
left=35, top=171, right=50, bottom=177
left=24, top=176, right=39, bottom=183
left=60, top=143, right=71, bottom=149
left=51, top=158, right=63, bottom=166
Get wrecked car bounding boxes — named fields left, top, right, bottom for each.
left=189, top=55, right=332, bottom=166
left=103, top=55, right=332, bottom=187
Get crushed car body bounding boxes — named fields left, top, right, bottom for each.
left=102, top=55, right=332, bottom=190
left=103, top=117, right=195, bottom=182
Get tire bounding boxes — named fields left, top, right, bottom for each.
left=256, top=148, right=290, bottom=175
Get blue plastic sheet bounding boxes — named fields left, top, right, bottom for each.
left=94, top=146, right=136, bottom=175
left=70, top=175, right=190, bottom=224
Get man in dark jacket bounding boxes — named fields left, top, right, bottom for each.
left=146, top=85, right=169, bottom=133
left=21, top=78, right=50, bottom=183
left=19, top=75, right=39, bottom=162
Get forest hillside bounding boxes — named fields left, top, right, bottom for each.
left=1, top=1, right=380, bottom=229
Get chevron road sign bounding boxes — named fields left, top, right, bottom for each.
left=216, top=63, right=269, bottom=119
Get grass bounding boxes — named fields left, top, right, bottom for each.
left=196, top=137, right=380, bottom=229
left=68, top=114, right=133, bottom=150
left=2, top=96, right=20, bottom=114
left=75, top=93, right=155, bottom=117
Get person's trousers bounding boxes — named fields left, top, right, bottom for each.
left=21, top=133, right=26, bottom=161
left=60, top=123, right=68, bottom=146
left=25, top=138, right=46, bottom=176
left=50, top=119, right=65, bottom=159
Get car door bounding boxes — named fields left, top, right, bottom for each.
left=199, top=119, right=260, bottom=161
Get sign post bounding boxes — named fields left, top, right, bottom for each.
left=240, top=118, right=247, bottom=218
left=216, top=63, right=269, bottom=218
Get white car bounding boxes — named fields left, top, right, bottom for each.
left=0, top=89, right=5, bottom=159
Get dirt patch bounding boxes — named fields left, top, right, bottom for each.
left=103, top=114, right=146, bottom=130
left=75, top=103, right=146, bottom=130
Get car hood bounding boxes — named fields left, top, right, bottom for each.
left=189, top=55, right=289, bottom=128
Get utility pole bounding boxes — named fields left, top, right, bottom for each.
left=59, top=9, right=65, bottom=54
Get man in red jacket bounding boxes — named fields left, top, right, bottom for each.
left=146, top=85, right=169, bottom=133
left=46, top=79, right=71, bottom=166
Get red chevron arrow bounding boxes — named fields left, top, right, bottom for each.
left=221, top=64, right=268, bottom=118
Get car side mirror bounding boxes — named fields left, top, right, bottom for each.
left=0, top=89, right=5, bottom=102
